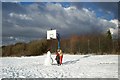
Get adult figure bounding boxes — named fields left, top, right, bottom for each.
left=55, top=50, right=60, bottom=66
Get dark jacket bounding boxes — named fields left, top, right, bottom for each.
left=55, top=52, right=60, bottom=64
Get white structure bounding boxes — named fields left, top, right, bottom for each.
left=44, top=29, right=57, bottom=66
left=47, top=29, right=56, bottom=40
left=44, top=51, right=53, bottom=66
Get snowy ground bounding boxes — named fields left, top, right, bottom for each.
left=0, top=54, right=118, bottom=78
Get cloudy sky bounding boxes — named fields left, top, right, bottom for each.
left=2, top=2, right=119, bottom=45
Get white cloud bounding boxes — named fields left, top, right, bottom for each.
left=109, top=19, right=118, bottom=38
left=9, top=12, right=32, bottom=20
left=7, top=3, right=118, bottom=35
left=9, top=36, right=14, bottom=39
left=109, top=28, right=118, bottom=35
left=110, top=19, right=118, bottom=27
left=3, top=3, right=119, bottom=45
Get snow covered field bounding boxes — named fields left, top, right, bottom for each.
left=0, top=54, right=118, bottom=78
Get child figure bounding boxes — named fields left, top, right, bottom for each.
left=55, top=50, right=60, bottom=66
left=59, top=49, right=63, bottom=65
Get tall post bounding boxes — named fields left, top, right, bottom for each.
left=51, top=39, right=53, bottom=52
left=57, top=33, right=60, bottom=49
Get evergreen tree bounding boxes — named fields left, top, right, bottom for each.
left=106, top=29, right=112, bottom=53
left=107, top=29, right=112, bottom=40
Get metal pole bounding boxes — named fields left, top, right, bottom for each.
left=57, top=33, right=60, bottom=49
left=51, top=39, right=53, bottom=52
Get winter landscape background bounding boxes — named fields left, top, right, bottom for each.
left=1, top=1, right=120, bottom=79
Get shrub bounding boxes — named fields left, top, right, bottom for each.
left=2, top=45, right=13, bottom=56
left=12, top=42, right=26, bottom=56
left=27, top=39, right=48, bottom=56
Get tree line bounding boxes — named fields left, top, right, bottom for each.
left=47, top=30, right=119, bottom=55
left=1, top=30, right=120, bottom=57
left=2, top=40, right=48, bottom=57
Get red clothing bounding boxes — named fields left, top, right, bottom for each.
left=60, top=55, right=63, bottom=65
left=59, top=50, right=63, bottom=65
left=56, top=50, right=63, bottom=65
